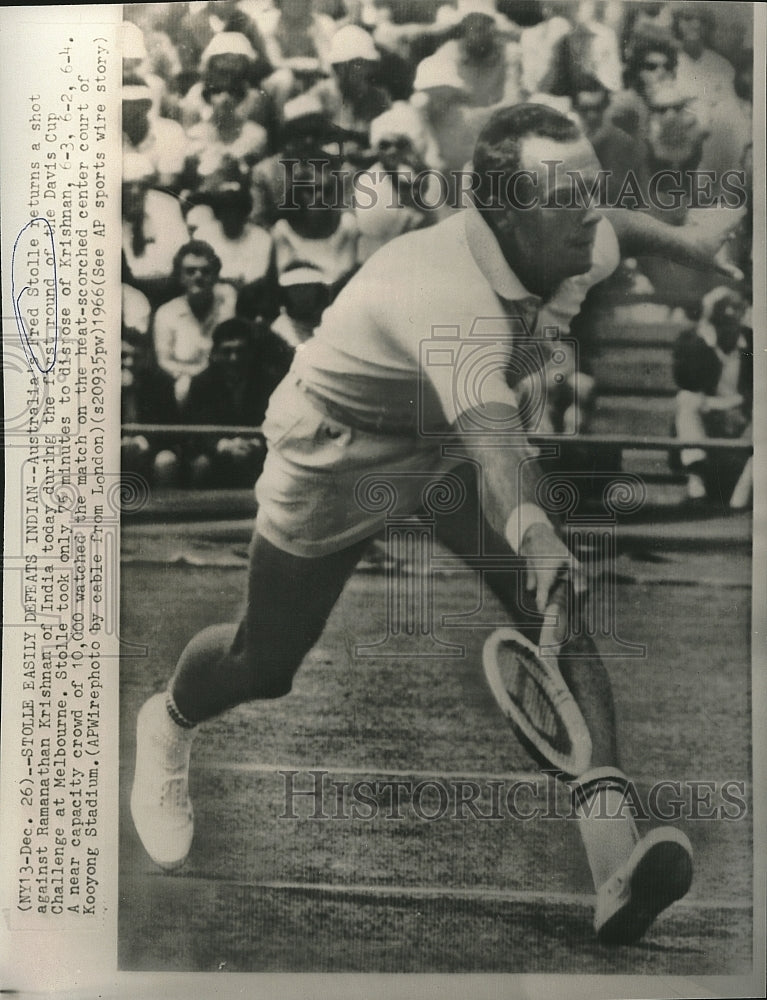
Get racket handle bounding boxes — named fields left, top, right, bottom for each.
left=542, top=579, right=570, bottom=658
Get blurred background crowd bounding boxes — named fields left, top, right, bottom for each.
left=120, top=0, right=753, bottom=504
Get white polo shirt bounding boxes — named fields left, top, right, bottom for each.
left=293, top=204, right=619, bottom=435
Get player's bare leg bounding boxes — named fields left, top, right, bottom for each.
left=130, top=532, right=368, bottom=869
left=432, top=461, right=692, bottom=944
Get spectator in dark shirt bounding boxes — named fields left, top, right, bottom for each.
left=183, top=317, right=293, bottom=487
left=271, top=261, right=330, bottom=348
left=571, top=74, right=650, bottom=206
left=121, top=327, right=181, bottom=488
left=672, top=286, right=752, bottom=506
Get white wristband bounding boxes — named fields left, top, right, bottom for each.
left=504, top=503, right=552, bottom=552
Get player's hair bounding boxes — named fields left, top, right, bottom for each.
left=472, top=103, right=581, bottom=211
left=172, top=240, right=222, bottom=280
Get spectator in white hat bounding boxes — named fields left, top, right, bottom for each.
left=179, top=31, right=275, bottom=132
left=121, top=20, right=168, bottom=117
left=426, top=11, right=523, bottom=109
left=355, top=102, right=439, bottom=261
left=123, top=80, right=188, bottom=190
left=308, top=24, right=390, bottom=138
left=410, top=55, right=476, bottom=176
left=122, top=152, right=189, bottom=306
left=271, top=262, right=331, bottom=348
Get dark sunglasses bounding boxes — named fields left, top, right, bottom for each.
left=641, top=59, right=671, bottom=71
left=377, top=137, right=412, bottom=151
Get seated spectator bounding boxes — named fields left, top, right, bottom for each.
left=179, top=31, right=275, bottom=132
left=153, top=241, right=237, bottom=405
left=309, top=24, right=390, bottom=139
left=519, top=1, right=571, bottom=95
left=571, top=74, right=650, bottom=205
left=645, top=82, right=707, bottom=175
left=672, top=5, right=735, bottom=113
left=183, top=317, right=292, bottom=487
left=355, top=102, right=438, bottom=261
left=259, top=0, right=335, bottom=72
left=184, top=69, right=270, bottom=179
left=122, top=80, right=188, bottom=189
left=272, top=158, right=359, bottom=287
left=426, top=11, right=523, bottom=108
left=672, top=287, right=752, bottom=506
left=410, top=55, right=476, bottom=174
left=434, top=0, right=521, bottom=38
left=258, top=0, right=337, bottom=106
left=540, top=1, right=623, bottom=97
left=121, top=327, right=181, bottom=488
left=236, top=272, right=281, bottom=327
left=122, top=282, right=152, bottom=341
left=248, top=96, right=352, bottom=227
left=121, top=20, right=169, bottom=117
left=370, top=0, right=455, bottom=69
left=121, top=152, right=189, bottom=307
left=696, top=48, right=752, bottom=197
left=271, top=262, right=330, bottom=348
left=608, top=32, right=679, bottom=146
left=186, top=185, right=275, bottom=290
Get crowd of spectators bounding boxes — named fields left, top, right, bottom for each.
left=120, top=0, right=753, bottom=496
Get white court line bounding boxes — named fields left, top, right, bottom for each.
left=200, top=760, right=543, bottom=783
left=150, top=875, right=751, bottom=913
left=199, top=759, right=750, bottom=790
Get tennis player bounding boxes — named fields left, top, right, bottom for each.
left=131, top=104, right=740, bottom=944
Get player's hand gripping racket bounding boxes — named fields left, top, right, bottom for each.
left=482, top=582, right=592, bottom=778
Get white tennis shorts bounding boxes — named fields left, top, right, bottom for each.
left=255, top=374, right=460, bottom=557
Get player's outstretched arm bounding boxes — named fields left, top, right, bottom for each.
left=460, top=401, right=585, bottom=639
left=602, top=205, right=745, bottom=280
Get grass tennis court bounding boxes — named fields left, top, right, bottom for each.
left=118, top=512, right=752, bottom=974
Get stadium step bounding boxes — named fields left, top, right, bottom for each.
left=590, top=395, right=676, bottom=438
left=594, top=345, right=676, bottom=395
left=592, top=319, right=688, bottom=348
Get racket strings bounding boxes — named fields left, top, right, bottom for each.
left=501, top=643, right=567, bottom=748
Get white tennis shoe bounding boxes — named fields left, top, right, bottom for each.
left=595, top=827, right=693, bottom=945
left=130, top=693, right=195, bottom=870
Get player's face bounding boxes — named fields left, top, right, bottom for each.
left=499, top=135, right=603, bottom=287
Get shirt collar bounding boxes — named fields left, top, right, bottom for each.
left=463, top=203, right=541, bottom=313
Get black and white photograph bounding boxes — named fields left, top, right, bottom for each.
left=1, top=0, right=764, bottom=994
left=116, top=0, right=761, bottom=979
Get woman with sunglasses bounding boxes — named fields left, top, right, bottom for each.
left=607, top=34, right=678, bottom=146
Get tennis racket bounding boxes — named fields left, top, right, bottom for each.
left=482, top=591, right=592, bottom=778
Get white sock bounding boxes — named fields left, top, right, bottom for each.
left=572, top=768, right=639, bottom=889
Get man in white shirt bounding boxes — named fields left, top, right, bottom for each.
left=672, top=5, right=736, bottom=113
left=122, top=82, right=188, bottom=189
left=131, top=103, right=740, bottom=944
left=153, top=240, right=237, bottom=404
